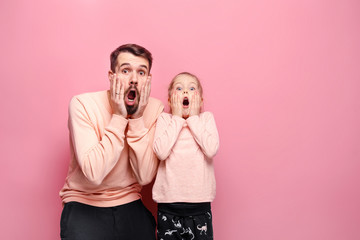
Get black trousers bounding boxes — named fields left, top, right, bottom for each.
left=60, top=199, right=156, bottom=240
left=157, top=202, right=214, bottom=240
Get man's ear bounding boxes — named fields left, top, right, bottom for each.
left=147, top=73, right=152, bottom=81
left=108, top=70, right=114, bottom=81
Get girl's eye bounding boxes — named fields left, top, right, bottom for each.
left=176, top=87, right=182, bottom=91
left=190, top=87, right=195, bottom=91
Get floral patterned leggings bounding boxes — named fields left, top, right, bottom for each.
left=157, top=202, right=214, bottom=240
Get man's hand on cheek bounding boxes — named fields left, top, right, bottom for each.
left=110, top=73, right=128, bottom=118
left=171, top=91, right=183, bottom=118
left=131, top=75, right=151, bottom=119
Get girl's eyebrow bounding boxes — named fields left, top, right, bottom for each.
left=188, top=82, right=198, bottom=87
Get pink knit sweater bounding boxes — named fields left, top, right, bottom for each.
left=152, top=112, right=219, bottom=203
left=59, top=90, right=164, bottom=207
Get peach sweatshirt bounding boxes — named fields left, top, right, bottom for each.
left=59, top=91, right=164, bottom=207
left=152, top=112, right=219, bottom=203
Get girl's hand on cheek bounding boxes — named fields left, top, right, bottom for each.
left=189, top=91, right=201, bottom=117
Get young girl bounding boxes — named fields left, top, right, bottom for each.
left=152, top=72, right=219, bottom=240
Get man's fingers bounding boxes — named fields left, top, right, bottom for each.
left=140, top=76, right=151, bottom=105
left=140, top=82, right=146, bottom=104
left=146, top=76, right=152, bottom=98
left=111, top=74, right=116, bottom=98
left=115, top=75, right=121, bottom=99
left=119, top=77, right=125, bottom=99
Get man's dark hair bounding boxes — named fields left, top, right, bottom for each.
left=110, top=44, right=153, bottom=72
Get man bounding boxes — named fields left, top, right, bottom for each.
left=59, top=44, right=164, bottom=240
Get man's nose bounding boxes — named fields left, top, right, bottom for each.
left=129, top=74, right=138, bottom=86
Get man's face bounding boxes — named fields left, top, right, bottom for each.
left=114, top=52, right=150, bottom=115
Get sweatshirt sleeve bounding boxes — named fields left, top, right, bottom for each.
left=126, top=100, right=164, bottom=185
left=68, top=97, right=128, bottom=186
left=153, top=113, right=186, bottom=161
left=186, top=112, right=220, bottom=159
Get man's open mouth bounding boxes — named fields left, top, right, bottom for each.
left=183, top=97, right=189, bottom=107
left=125, top=88, right=138, bottom=106
left=127, top=89, right=136, bottom=102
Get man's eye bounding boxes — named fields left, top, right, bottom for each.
left=122, top=69, right=129, bottom=74
left=176, top=87, right=182, bottom=91
left=139, top=71, right=145, bottom=76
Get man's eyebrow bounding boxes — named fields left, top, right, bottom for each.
left=139, top=65, right=148, bottom=70
left=119, top=63, right=131, bottom=68
left=119, top=63, right=148, bottom=70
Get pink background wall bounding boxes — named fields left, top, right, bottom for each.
left=1, top=0, right=360, bottom=239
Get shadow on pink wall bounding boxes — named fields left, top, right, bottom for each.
left=141, top=181, right=158, bottom=219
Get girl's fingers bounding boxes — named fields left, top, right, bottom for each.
left=196, top=91, right=200, bottom=107
left=174, top=93, right=178, bottom=108
left=173, top=92, right=175, bottom=104
left=190, top=95, right=195, bottom=109
left=171, top=92, right=176, bottom=108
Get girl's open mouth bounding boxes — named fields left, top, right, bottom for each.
left=183, top=97, right=189, bottom=107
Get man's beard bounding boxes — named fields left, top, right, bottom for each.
left=126, top=104, right=138, bottom=115
left=125, top=87, right=140, bottom=115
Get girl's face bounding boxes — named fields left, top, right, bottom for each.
left=169, top=74, right=203, bottom=115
